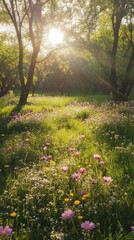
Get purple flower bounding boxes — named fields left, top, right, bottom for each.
left=81, top=221, right=95, bottom=230
left=103, top=176, right=113, bottom=183
left=4, top=147, right=12, bottom=151
left=72, top=173, right=80, bottom=179
left=61, top=209, right=74, bottom=219
left=0, top=226, right=12, bottom=235
left=61, top=167, right=69, bottom=172
left=93, top=154, right=101, bottom=160
left=131, top=226, right=134, bottom=232
left=79, top=168, right=86, bottom=174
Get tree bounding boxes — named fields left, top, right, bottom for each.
left=0, top=35, right=18, bottom=97
left=2, top=0, right=57, bottom=105
left=62, top=0, right=134, bottom=100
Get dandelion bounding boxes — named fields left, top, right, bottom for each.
left=103, top=176, right=113, bottom=183
left=62, top=167, right=69, bottom=172
left=10, top=212, right=17, bottom=217
left=72, top=173, right=80, bottom=179
left=64, top=198, right=69, bottom=202
left=79, top=168, right=86, bottom=174
left=81, top=221, right=95, bottom=230
left=0, top=226, right=12, bottom=235
left=93, top=154, right=101, bottom=160
left=74, top=200, right=80, bottom=205
left=78, top=216, right=83, bottom=220
left=61, top=209, right=74, bottom=219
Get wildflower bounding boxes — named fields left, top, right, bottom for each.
left=83, top=193, right=90, bottom=198
left=43, top=146, right=47, bottom=150
left=61, top=209, right=74, bottom=219
left=5, top=147, right=12, bottom=151
left=93, top=154, right=101, bottom=160
left=79, top=190, right=87, bottom=196
left=40, top=156, right=47, bottom=161
left=78, top=215, right=83, bottom=220
left=0, top=226, right=12, bottom=235
left=45, top=142, right=51, bottom=146
left=79, top=168, right=86, bottom=174
left=99, top=161, right=104, bottom=165
left=81, top=221, right=95, bottom=230
left=131, top=226, right=134, bottom=232
left=72, top=173, right=80, bottom=179
left=74, top=200, right=80, bottom=205
left=50, top=160, right=55, bottom=165
left=10, top=212, right=17, bottom=217
left=47, top=155, right=52, bottom=160
left=91, top=179, right=97, bottom=184
left=103, top=176, right=113, bottom=183
left=64, top=198, right=69, bottom=202
left=4, top=165, right=10, bottom=168
left=69, top=147, right=76, bottom=152
left=70, top=193, right=74, bottom=197
left=74, top=151, right=80, bottom=156
left=79, top=135, right=85, bottom=139
left=62, top=167, right=69, bottom=172
left=43, top=167, right=50, bottom=172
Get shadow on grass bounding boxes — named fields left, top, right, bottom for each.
left=0, top=104, right=50, bottom=194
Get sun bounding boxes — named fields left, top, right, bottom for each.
left=48, top=28, right=64, bottom=46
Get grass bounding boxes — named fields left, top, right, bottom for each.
left=0, top=94, right=134, bottom=240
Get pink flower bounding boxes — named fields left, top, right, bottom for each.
left=79, top=168, right=86, bottom=174
left=0, top=226, right=12, bottom=235
left=69, top=148, right=76, bottom=152
left=91, top=179, right=97, bottom=184
left=74, top=151, right=80, bottom=156
left=81, top=221, right=95, bottom=230
left=61, top=167, right=69, bottom=172
left=93, top=154, right=101, bottom=160
left=103, top=176, right=113, bottom=183
left=99, top=161, right=104, bottom=165
left=5, top=147, right=12, bottom=151
left=43, top=146, right=48, bottom=151
left=40, top=156, right=47, bottom=161
left=72, top=173, right=80, bottom=179
left=45, top=142, right=51, bottom=146
left=131, top=226, right=134, bottom=232
left=79, top=135, right=85, bottom=139
left=47, top=155, right=52, bottom=160
left=61, top=209, right=74, bottom=219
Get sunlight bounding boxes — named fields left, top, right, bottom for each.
left=48, top=28, right=64, bottom=46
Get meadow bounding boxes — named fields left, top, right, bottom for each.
left=0, top=94, right=134, bottom=240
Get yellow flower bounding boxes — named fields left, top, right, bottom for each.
left=74, top=200, right=80, bottom=205
left=10, top=212, right=17, bottom=217
left=81, top=196, right=86, bottom=200
left=50, top=160, right=55, bottom=165
left=70, top=193, right=74, bottom=197
left=85, top=162, right=88, bottom=165
left=78, top=215, right=83, bottom=220
left=64, top=198, right=69, bottom=202
left=43, top=167, right=50, bottom=172
left=83, top=193, right=90, bottom=198
left=4, top=165, right=10, bottom=168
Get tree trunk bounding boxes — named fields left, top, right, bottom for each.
left=18, top=48, right=40, bottom=106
